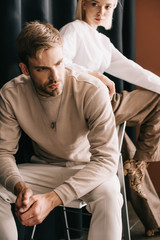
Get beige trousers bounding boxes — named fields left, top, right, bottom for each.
left=112, top=88, right=160, bottom=163
left=112, top=88, right=160, bottom=230
left=0, top=164, right=123, bottom=240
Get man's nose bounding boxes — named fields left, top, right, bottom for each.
left=49, top=67, right=58, bottom=80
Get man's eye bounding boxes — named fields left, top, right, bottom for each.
left=91, top=3, right=98, bottom=7
left=36, top=68, right=43, bottom=72
left=36, top=68, right=47, bottom=72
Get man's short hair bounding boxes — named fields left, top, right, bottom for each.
left=16, top=21, right=63, bottom=65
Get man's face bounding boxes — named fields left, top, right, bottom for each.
left=26, top=46, right=65, bottom=97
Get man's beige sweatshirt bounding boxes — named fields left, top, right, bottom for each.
left=0, top=68, right=119, bottom=205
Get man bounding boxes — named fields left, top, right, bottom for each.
left=0, top=21, right=122, bottom=240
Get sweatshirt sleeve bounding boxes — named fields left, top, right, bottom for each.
left=0, top=89, right=24, bottom=194
left=106, top=41, right=160, bottom=94
left=54, top=82, right=119, bottom=205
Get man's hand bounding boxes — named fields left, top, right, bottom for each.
left=15, top=188, right=62, bottom=226
left=88, top=71, right=115, bottom=100
left=14, top=181, right=33, bottom=214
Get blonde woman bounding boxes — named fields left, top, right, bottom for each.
left=60, top=0, right=160, bottom=236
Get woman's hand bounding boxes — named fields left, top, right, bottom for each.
left=88, top=71, right=115, bottom=100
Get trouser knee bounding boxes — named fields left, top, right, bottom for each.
left=0, top=197, right=18, bottom=240
left=83, top=175, right=123, bottom=240
left=83, top=175, right=123, bottom=213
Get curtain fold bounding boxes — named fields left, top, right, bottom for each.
left=98, top=0, right=136, bottom=143
left=21, top=0, right=51, bottom=23
left=1, top=0, right=136, bottom=239
left=99, top=0, right=136, bottom=93
left=51, top=0, right=77, bottom=29
left=0, top=0, right=77, bottom=88
left=1, top=0, right=136, bottom=91
left=123, top=0, right=136, bottom=92
left=122, top=0, right=136, bottom=143
left=0, top=0, right=21, bottom=86
left=98, top=0, right=125, bottom=92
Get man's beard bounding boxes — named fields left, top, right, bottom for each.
left=38, top=84, right=58, bottom=96
left=31, top=77, right=61, bottom=97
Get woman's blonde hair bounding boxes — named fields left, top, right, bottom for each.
left=75, top=0, right=85, bottom=20
left=75, top=0, right=119, bottom=29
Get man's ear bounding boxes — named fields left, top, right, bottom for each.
left=19, top=62, right=30, bottom=76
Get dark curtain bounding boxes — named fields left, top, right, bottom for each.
left=0, top=0, right=136, bottom=89
left=1, top=0, right=136, bottom=239
left=99, top=0, right=136, bottom=143
left=99, top=0, right=136, bottom=92
left=0, top=0, right=77, bottom=88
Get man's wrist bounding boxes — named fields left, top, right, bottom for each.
left=14, top=181, right=27, bottom=196
left=49, top=191, right=63, bottom=209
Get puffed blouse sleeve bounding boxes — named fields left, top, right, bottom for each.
left=60, top=23, right=90, bottom=73
left=105, top=37, right=160, bottom=94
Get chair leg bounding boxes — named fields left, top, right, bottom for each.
left=30, top=225, right=36, bottom=240
left=118, top=154, right=131, bottom=240
left=122, top=200, right=131, bottom=240
left=63, top=206, right=71, bottom=240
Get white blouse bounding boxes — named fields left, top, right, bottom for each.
left=60, top=20, right=160, bottom=94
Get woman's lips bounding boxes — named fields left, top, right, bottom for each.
left=95, top=18, right=104, bottom=22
